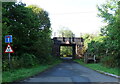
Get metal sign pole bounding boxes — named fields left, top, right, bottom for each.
left=8, top=53, right=11, bottom=69
left=8, top=43, right=12, bottom=70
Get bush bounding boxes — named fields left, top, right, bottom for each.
left=2, top=53, right=39, bottom=71
left=101, top=56, right=116, bottom=68
left=2, top=57, right=21, bottom=71
left=19, top=53, right=38, bottom=68
left=2, top=60, right=9, bottom=71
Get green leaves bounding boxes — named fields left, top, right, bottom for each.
left=84, top=0, right=120, bottom=67
left=97, top=0, right=119, bottom=24
left=58, top=27, right=74, bottom=37
left=2, top=2, right=53, bottom=70
left=60, top=46, right=72, bottom=56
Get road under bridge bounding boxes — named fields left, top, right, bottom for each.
left=52, top=37, right=84, bottom=59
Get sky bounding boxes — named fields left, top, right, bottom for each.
left=20, top=0, right=106, bottom=37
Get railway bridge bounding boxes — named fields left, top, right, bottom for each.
left=52, top=37, right=84, bottom=59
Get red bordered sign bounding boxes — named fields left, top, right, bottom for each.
left=4, top=44, right=14, bottom=53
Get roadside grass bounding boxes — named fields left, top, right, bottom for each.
left=2, top=60, right=62, bottom=83
left=74, top=59, right=120, bottom=76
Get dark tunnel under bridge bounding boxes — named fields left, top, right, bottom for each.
left=52, top=37, right=84, bottom=59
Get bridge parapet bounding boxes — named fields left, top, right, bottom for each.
left=52, top=37, right=84, bottom=45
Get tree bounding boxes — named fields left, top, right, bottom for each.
left=82, top=33, right=96, bottom=50
left=58, top=27, right=74, bottom=37
left=27, top=5, right=52, bottom=64
left=60, top=46, right=72, bottom=56
left=2, top=2, right=52, bottom=70
left=2, top=2, right=41, bottom=56
left=84, top=0, right=120, bottom=67
left=96, top=0, right=120, bottom=67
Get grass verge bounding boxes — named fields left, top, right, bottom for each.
left=2, top=60, right=62, bottom=83
left=74, top=59, right=120, bottom=76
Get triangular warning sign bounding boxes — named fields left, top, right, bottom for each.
left=4, top=44, right=14, bottom=53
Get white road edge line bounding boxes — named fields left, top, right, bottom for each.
left=96, top=70, right=120, bottom=79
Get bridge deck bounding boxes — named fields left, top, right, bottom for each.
left=52, top=37, right=83, bottom=45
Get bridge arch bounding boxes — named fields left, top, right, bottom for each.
left=52, top=37, right=84, bottom=59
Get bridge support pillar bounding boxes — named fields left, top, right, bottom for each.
left=72, top=45, right=76, bottom=59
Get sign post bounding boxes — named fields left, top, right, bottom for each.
left=5, top=35, right=14, bottom=69
left=8, top=53, right=11, bottom=69
left=5, top=43, right=14, bottom=69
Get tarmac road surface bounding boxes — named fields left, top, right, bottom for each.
left=18, top=59, right=119, bottom=84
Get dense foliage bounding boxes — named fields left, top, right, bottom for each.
left=60, top=46, right=72, bottom=56
left=83, top=0, right=120, bottom=68
left=2, top=2, right=54, bottom=71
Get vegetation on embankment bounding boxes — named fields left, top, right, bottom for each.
left=2, top=2, right=55, bottom=71
left=2, top=59, right=62, bottom=83
left=2, top=1, right=61, bottom=83
left=74, top=59, right=120, bottom=76
left=82, top=0, right=120, bottom=68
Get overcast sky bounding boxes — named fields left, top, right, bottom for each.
left=21, top=0, right=106, bottom=37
